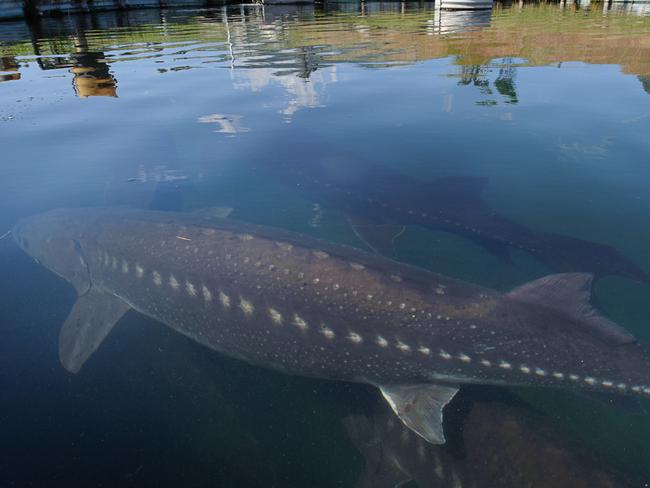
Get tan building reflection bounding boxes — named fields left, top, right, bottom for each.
left=30, top=32, right=117, bottom=97
left=70, top=49, right=117, bottom=98
left=69, top=32, right=117, bottom=98
left=0, top=56, right=20, bottom=83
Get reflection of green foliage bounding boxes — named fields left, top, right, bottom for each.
left=640, top=76, right=650, bottom=95
left=456, top=59, right=519, bottom=104
left=494, top=60, right=518, bottom=104
left=457, top=64, right=492, bottom=94
left=296, top=46, right=320, bottom=79
left=2, top=2, right=650, bottom=72
left=494, top=76, right=517, bottom=103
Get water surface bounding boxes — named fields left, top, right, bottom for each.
left=1, top=2, right=650, bottom=486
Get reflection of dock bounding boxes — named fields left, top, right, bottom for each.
left=2, top=0, right=213, bottom=20
left=439, top=0, right=493, bottom=9
left=0, top=0, right=24, bottom=19
left=3, top=1, right=650, bottom=92
left=432, top=6, right=492, bottom=34
left=5, top=0, right=650, bottom=20
left=607, top=1, right=650, bottom=15
left=1, top=0, right=494, bottom=21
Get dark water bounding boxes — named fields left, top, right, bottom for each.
left=2, top=2, right=650, bottom=486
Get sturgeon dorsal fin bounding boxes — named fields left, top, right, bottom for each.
left=59, top=288, right=131, bottom=374
left=379, top=383, right=458, bottom=445
left=507, top=273, right=636, bottom=345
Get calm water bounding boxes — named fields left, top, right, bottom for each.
left=2, top=2, right=650, bottom=486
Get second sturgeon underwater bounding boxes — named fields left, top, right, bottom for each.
left=12, top=207, right=650, bottom=444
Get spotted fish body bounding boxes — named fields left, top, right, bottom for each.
left=12, top=208, right=650, bottom=444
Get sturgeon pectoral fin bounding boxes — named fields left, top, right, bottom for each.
left=379, top=383, right=458, bottom=445
left=59, top=288, right=131, bottom=374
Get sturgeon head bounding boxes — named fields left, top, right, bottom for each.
left=13, top=209, right=93, bottom=295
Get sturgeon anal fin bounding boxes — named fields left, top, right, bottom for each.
left=379, top=383, right=458, bottom=445
left=59, top=288, right=131, bottom=374
left=347, top=216, right=406, bottom=257
left=507, top=273, right=636, bottom=345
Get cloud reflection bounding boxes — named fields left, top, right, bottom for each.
left=232, top=66, right=337, bottom=120
left=197, top=113, right=250, bottom=134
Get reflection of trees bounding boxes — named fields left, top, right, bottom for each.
left=640, top=76, right=650, bottom=95
left=10, top=3, right=650, bottom=76
left=457, top=59, right=519, bottom=105
left=457, top=64, right=492, bottom=94
left=494, top=58, right=517, bottom=104
left=220, top=6, right=324, bottom=81
left=11, top=2, right=650, bottom=97
left=296, top=46, right=320, bottom=80
left=213, top=5, right=332, bottom=120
